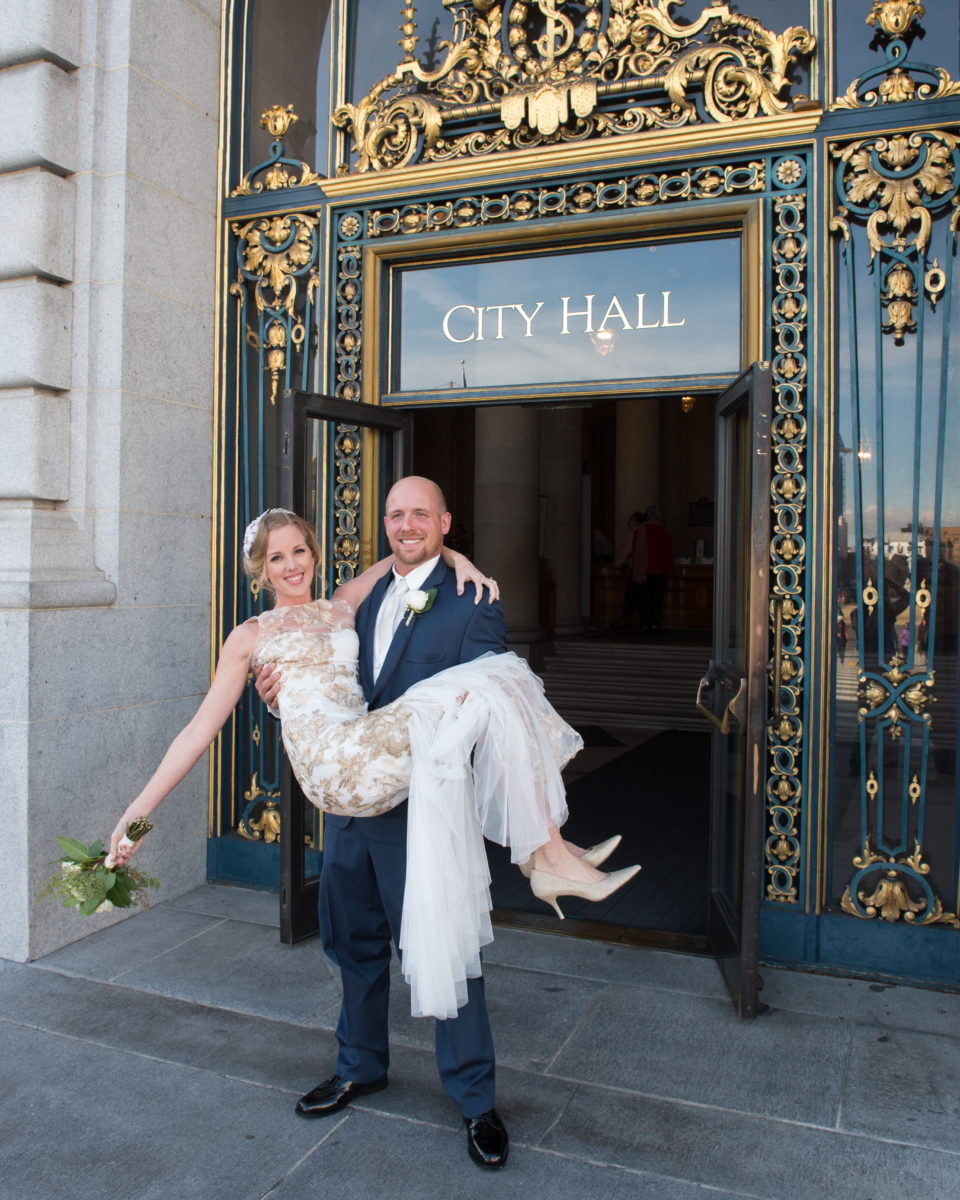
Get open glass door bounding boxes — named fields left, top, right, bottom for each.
left=695, top=363, right=772, bottom=1016
left=277, top=390, right=410, bottom=942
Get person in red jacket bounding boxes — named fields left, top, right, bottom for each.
left=615, top=507, right=674, bottom=632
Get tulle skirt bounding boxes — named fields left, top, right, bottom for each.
left=398, top=652, right=581, bottom=1019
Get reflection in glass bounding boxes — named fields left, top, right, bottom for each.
left=831, top=215, right=959, bottom=923
left=346, top=0, right=451, bottom=107
left=834, top=2, right=959, bottom=100
left=246, top=0, right=332, bottom=175
left=396, top=236, right=741, bottom=391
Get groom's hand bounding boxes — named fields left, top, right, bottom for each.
left=254, top=661, right=281, bottom=710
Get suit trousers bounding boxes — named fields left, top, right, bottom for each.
left=318, top=806, right=497, bottom=1117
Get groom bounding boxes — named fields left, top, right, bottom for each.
left=257, top=475, right=509, bottom=1170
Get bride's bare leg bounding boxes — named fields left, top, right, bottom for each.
left=532, top=825, right=605, bottom=883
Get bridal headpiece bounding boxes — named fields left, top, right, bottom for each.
left=242, top=508, right=293, bottom=558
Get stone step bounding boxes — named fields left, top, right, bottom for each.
left=537, top=638, right=710, bottom=732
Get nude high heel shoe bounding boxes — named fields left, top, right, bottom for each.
left=518, top=834, right=622, bottom=879
left=529, top=864, right=641, bottom=920
left=582, top=834, right=622, bottom=868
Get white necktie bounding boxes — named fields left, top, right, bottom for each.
left=373, top=575, right=409, bottom=679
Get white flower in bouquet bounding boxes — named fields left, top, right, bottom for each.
left=37, top=819, right=158, bottom=916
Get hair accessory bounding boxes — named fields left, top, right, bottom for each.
left=242, top=508, right=292, bottom=558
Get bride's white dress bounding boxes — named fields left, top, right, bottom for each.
left=252, top=599, right=582, bottom=1019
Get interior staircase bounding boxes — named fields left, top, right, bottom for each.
left=536, top=636, right=712, bottom=737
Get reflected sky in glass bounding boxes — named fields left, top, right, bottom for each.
left=834, top=2, right=959, bottom=96
left=836, top=228, right=960, bottom=537
left=396, top=236, right=741, bottom=391
left=347, top=0, right=451, bottom=105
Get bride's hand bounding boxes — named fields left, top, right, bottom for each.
left=108, top=819, right=142, bottom=866
left=443, top=548, right=499, bottom=604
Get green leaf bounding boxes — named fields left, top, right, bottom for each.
left=107, top=873, right=133, bottom=908
left=78, top=890, right=107, bottom=916
left=56, top=836, right=92, bottom=862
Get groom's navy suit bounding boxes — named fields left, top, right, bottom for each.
left=317, top=557, right=506, bottom=1116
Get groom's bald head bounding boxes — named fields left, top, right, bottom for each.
left=383, top=476, right=451, bottom=572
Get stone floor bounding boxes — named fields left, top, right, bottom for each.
left=2, top=883, right=960, bottom=1200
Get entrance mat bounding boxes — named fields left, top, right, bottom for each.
left=488, top=729, right=711, bottom=936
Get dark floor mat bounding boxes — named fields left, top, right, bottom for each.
left=488, top=729, right=711, bottom=934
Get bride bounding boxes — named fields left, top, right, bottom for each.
left=109, top=507, right=638, bottom=1018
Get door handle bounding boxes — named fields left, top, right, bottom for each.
left=726, top=677, right=747, bottom=732
left=696, top=670, right=724, bottom=731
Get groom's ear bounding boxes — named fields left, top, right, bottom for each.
left=441, top=512, right=452, bottom=536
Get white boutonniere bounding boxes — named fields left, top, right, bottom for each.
left=404, top=587, right=437, bottom=625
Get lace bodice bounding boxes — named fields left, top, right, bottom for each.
left=252, top=598, right=413, bottom=817
left=253, top=599, right=366, bottom=724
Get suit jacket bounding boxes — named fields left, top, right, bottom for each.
left=323, top=556, right=506, bottom=838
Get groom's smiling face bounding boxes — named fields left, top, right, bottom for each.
left=384, top=477, right=451, bottom=574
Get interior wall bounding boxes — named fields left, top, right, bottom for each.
left=411, top=396, right=716, bottom=616
left=659, top=396, right=716, bottom=561
left=410, top=406, right=476, bottom=548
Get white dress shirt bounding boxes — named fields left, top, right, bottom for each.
left=372, top=555, right=440, bottom=679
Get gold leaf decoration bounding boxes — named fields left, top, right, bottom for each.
left=334, top=1, right=815, bottom=174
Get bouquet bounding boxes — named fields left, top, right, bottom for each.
left=37, top=818, right=159, bottom=915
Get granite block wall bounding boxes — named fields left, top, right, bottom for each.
left=0, top=0, right=221, bottom=959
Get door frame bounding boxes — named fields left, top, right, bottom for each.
left=701, top=362, right=772, bottom=1016
left=276, top=389, right=410, bottom=943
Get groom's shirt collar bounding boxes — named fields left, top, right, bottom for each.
left=392, top=554, right=440, bottom=592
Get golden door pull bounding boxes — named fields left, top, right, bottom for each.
left=726, top=677, right=747, bottom=732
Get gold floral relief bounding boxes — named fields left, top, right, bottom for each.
left=232, top=107, right=323, bottom=197
left=831, top=129, right=960, bottom=344
left=335, top=1, right=815, bottom=174
left=765, top=192, right=808, bottom=907
left=229, top=212, right=320, bottom=404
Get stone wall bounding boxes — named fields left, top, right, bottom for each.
left=0, top=0, right=221, bottom=959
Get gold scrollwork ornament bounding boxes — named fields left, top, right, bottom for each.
left=232, top=106, right=323, bottom=196
left=237, top=773, right=282, bottom=842
left=334, top=1, right=815, bottom=173
left=230, top=213, right=320, bottom=403
left=842, top=857, right=960, bottom=929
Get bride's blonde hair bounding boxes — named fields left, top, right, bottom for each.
left=243, top=510, right=321, bottom=594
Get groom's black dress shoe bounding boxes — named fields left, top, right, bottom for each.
left=295, top=1074, right=388, bottom=1118
left=463, top=1108, right=509, bottom=1169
